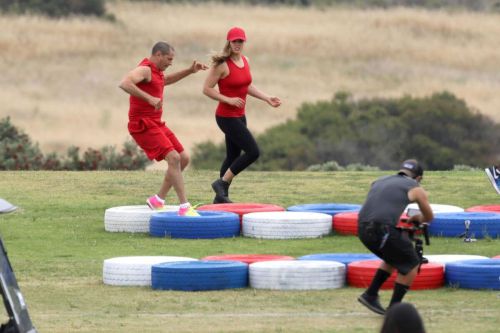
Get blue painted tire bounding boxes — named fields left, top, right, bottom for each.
left=428, top=212, right=500, bottom=238
left=445, top=259, right=500, bottom=290
left=149, top=211, right=240, bottom=239
left=297, top=253, right=377, bottom=265
left=151, top=260, right=248, bottom=291
left=286, top=203, right=361, bottom=216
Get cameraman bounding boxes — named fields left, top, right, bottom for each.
left=357, top=159, right=433, bottom=315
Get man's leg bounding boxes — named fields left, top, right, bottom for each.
left=158, top=151, right=189, bottom=200
left=162, top=150, right=187, bottom=204
left=358, top=261, right=393, bottom=315
left=389, top=266, right=418, bottom=307
left=366, top=262, right=393, bottom=297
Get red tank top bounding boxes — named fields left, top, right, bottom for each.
left=216, top=56, right=252, bottom=117
left=129, top=58, right=164, bottom=121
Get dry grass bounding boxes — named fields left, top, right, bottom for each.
left=1, top=2, right=499, bottom=163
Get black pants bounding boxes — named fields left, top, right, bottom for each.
left=216, top=115, right=260, bottom=177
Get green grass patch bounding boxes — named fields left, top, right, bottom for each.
left=0, top=170, right=499, bottom=332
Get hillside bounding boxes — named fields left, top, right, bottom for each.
left=1, top=1, right=499, bottom=162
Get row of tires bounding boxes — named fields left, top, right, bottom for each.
left=103, top=253, right=500, bottom=291
left=105, top=203, right=500, bottom=239
left=108, top=207, right=334, bottom=239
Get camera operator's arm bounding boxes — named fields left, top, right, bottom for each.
left=407, top=187, right=434, bottom=224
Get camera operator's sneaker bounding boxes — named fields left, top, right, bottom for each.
left=178, top=205, right=200, bottom=217
left=484, top=166, right=500, bottom=195
left=146, top=195, right=165, bottom=210
left=358, top=293, right=386, bottom=315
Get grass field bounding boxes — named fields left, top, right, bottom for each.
left=0, top=170, right=499, bottom=332
left=1, top=1, right=500, bottom=162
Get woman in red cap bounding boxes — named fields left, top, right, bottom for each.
left=203, top=27, right=282, bottom=203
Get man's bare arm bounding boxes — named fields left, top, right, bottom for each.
left=119, top=66, right=162, bottom=110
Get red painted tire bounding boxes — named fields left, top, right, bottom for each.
left=333, top=212, right=359, bottom=235
left=465, top=205, right=500, bottom=213
left=493, top=255, right=500, bottom=259
left=202, top=254, right=295, bottom=264
left=347, top=260, right=444, bottom=290
left=197, top=203, right=285, bottom=225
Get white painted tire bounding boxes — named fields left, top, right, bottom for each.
left=250, top=260, right=345, bottom=290
left=103, top=256, right=197, bottom=286
left=104, top=205, right=178, bottom=233
left=405, top=203, right=464, bottom=217
left=425, top=254, right=489, bottom=265
left=242, top=212, right=332, bottom=239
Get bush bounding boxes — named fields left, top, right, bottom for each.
left=0, top=117, right=45, bottom=170
left=307, top=160, right=344, bottom=171
left=127, top=0, right=500, bottom=12
left=452, top=164, right=481, bottom=172
left=0, top=117, right=151, bottom=170
left=0, top=0, right=108, bottom=18
left=192, top=91, right=500, bottom=171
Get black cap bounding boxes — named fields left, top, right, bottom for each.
left=398, top=159, right=424, bottom=178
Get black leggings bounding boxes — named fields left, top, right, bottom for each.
left=216, top=115, right=260, bottom=177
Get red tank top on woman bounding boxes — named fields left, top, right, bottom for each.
left=129, top=58, right=164, bottom=121
left=216, top=56, right=252, bottom=118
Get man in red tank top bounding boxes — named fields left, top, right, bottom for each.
left=119, top=41, right=208, bottom=216
left=203, top=27, right=282, bottom=203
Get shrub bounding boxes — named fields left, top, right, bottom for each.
left=0, top=117, right=151, bottom=170
left=452, top=164, right=481, bottom=172
left=192, top=91, right=500, bottom=171
left=307, top=160, right=344, bottom=171
left=0, top=117, right=45, bottom=170
left=0, top=0, right=108, bottom=18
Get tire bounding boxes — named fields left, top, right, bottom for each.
left=428, top=212, right=500, bottom=238
left=242, top=211, right=332, bottom=239
left=465, top=205, right=500, bottom=213
left=332, top=212, right=359, bottom=235
left=298, top=253, right=378, bottom=276
left=202, top=254, right=295, bottom=264
left=425, top=254, right=489, bottom=265
left=347, top=260, right=444, bottom=290
left=102, top=256, right=197, bottom=286
left=405, top=203, right=464, bottom=217
left=249, top=260, right=345, bottom=290
left=298, top=253, right=377, bottom=266
left=149, top=211, right=240, bottom=239
left=104, top=205, right=178, bottom=233
left=286, top=203, right=361, bottom=216
left=445, top=259, right=500, bottom=290
left=151, top=260, right=248, bottom=291
left=197, top=203, right=285, bottom=225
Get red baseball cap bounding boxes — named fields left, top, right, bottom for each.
left=227, top=27, right=246, bottom=42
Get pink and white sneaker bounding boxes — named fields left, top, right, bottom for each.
left=146, top=195, right=165, bottom=211
left=178, top=203, right=200, bottom=217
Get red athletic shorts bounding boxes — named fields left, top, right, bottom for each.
left=128, top=118, right=184, bottom=161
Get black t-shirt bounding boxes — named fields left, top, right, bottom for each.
left=358, top=174, right=419, bottom=226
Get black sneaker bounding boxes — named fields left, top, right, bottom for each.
left=213, top=194, right=232, bottom=204
left=211, top=179, right=232, bottom=202
left=358, top=293, right=386, bottom=315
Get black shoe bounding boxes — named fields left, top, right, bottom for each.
left=211, top=179, right=232, bottom=203
left=213, top=194, right=232, bottom=204
left=358, top=293, right=386, bottom=315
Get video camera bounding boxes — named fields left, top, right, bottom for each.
left=398, top=218, right=430, bottom=273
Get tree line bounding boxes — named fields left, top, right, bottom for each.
left=1, top=0, right=499, bottom=18
left=192, top=92, right=500, bottom=171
